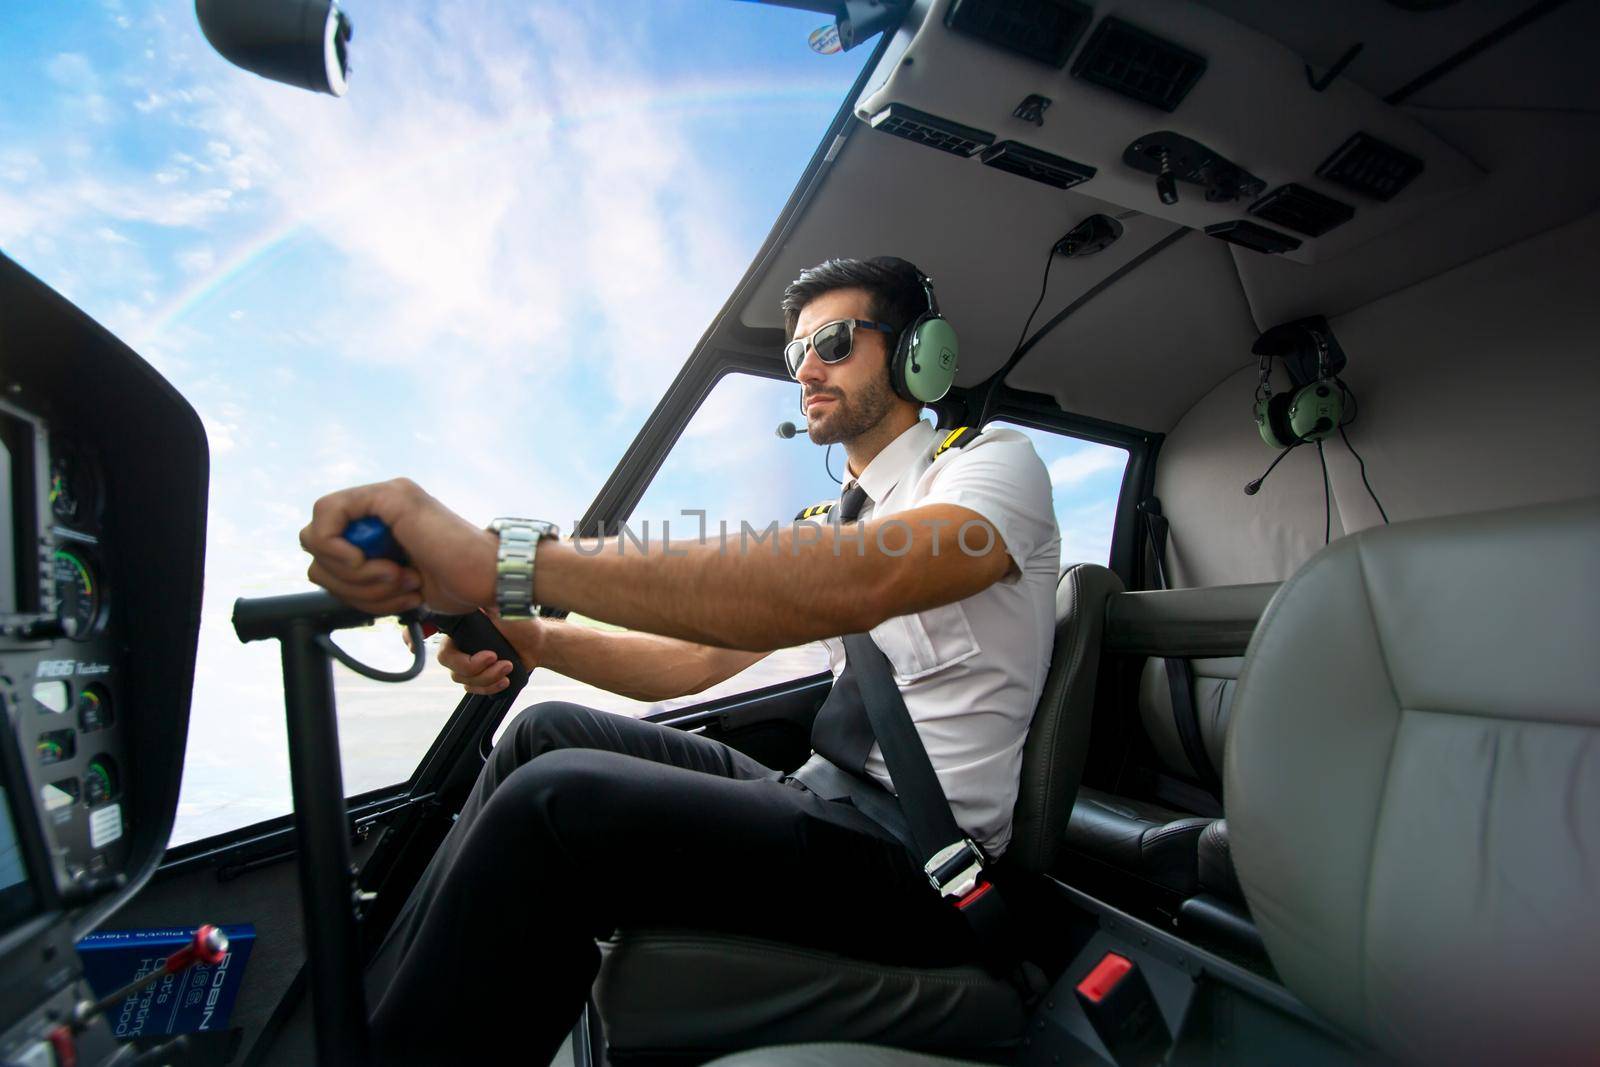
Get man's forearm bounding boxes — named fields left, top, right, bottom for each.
left=508, top=618, right=764, bottom=702
left=531, top=506, right=1007, bottom=651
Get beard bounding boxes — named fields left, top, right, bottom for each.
left=804, top=373, right=897, bottom=445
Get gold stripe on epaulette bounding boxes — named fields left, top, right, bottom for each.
left=934, top=426, right=978, bottom=458
left=794, top=501, right=836, bottom=521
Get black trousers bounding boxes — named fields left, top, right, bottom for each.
left=366, top=701, right=969, bottom=1066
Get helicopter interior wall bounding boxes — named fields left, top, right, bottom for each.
left=1152, top=206, right=1600, bottom=589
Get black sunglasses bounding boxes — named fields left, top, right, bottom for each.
left=784, top=318, right=894, bottom=379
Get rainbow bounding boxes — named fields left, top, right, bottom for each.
left=137, top=77, right=851, bottom=343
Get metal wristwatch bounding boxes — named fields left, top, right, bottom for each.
left=487, top=518, right=559, bottom=619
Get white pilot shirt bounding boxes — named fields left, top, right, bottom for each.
left=818, top=419, right=1060, bottom=856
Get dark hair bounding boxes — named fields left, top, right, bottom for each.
left=780, top=256, right=929, bottom=347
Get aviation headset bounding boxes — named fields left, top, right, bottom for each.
left=889, top=267, right=960, bottom=404
left=1251, top=319, right=1345, bottom=449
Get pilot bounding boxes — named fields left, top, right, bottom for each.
left=299, top=256, right=1060, bottom=1066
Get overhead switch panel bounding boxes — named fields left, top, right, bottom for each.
left=1072, top=17, right=1206, bottom=112
left=868, top=104, right=994, bottom=157
left=980, top=141, right=1096, bottom=189
left=944, top=0, right=1092, bottom=68
left=1316, top=132, right=1424, bottom=201
left=1249, top=183, right=1356, bottom=237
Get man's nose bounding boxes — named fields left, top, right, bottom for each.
left=794, top=340, right=828, bottom=386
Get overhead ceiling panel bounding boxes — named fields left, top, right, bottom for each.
left=852, top=0, right=1484, bottom=264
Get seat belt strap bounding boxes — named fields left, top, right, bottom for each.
left=1137, top=498, right=1222, bottom=793
left=840, top=633, right=1013, bottom=964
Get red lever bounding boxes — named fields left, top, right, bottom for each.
left=163, top=924, right=229, bottom=973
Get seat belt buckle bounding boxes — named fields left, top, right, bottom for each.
left=924, top=839, right=984, bottom=901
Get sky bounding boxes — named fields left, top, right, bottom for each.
left=2, top=0, right=1127, bottom=845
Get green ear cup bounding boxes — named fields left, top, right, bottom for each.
left=899, top=316, right=959, bottom=403
left=1287, top=381, right=1343, bottom=442
left=1254, top=395, right=1279, bottom=448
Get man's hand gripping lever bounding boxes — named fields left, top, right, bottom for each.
left=341, top=517, right=532, bottom=701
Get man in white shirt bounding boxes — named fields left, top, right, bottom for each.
left=301, top=257, right=1059, bottom=1066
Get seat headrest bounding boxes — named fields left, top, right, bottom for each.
left=1226, top=497, right=1600, bottom=1064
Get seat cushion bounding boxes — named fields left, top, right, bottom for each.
left=595, top=930, right=1025, bottom=1060
left=1063, top=786, right=1211, bottom=895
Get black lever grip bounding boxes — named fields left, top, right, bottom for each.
left=421, top=610, right=531, bottom=698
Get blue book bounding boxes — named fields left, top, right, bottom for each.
left=76, top=925, right=256, bottom=1038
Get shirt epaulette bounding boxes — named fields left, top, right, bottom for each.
left=795, top=501, right=836, bottom=521
left=933, top=425, right=982, bottom=458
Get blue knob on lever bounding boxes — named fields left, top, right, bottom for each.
left=343, top=517, right=409, bottom=564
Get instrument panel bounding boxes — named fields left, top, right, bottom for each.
left=1, top=399, right=133, bottom=899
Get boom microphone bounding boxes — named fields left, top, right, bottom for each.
left=1244, top=443, right=1299, bottom=495
left=775, top=420, right=809, bottom=439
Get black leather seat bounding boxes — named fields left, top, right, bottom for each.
left=1063, top=788, right=1212, bottom=896
left=593, top=563, right=1124, bottom=1063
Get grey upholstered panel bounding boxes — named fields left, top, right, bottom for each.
left=1104, top=583, right=1278, bottom=658
left=1226, top=498, right=1600, bottom=1065
left=595, top=931, right=1024, bottom=1058
left=1010, top=563, right=1123, bottom=873
left=1138, top=656, right=1244, bottom=780
left=708, top=1044, right=976, bottom=1067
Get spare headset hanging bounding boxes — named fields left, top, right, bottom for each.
left=1245, top=319, right=1388, bottom=529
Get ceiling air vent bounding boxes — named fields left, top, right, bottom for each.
left=1316, top=132, right=1424, bottom=201
left=1249, top=183, right=1355, bottom=238
left=980, top=141, right=1096, bottom=189
left=1071, top=17, right=1206, bottom=112
left=944, top=0, right=1092, bottom=68
left=1204, top=220, right=1301, bottom=255
left=868, top=104, right=994, bottom=157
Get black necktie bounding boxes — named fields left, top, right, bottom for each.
left=809, top=482, right=877, bottom=772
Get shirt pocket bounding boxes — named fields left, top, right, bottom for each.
left=869, top=601, right=981, bottom=684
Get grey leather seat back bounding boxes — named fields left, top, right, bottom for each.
left=1136, top=655, right=1240, bottom=781
left=1008, top=562, right=1123, bottom=872
left=1226, top=498, right=1600, bottom=1064
left=1103, top=582, right=1277, bottom=784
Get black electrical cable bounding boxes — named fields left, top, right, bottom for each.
left=1335, top=379, right=1390, bottom=524
left=1339, top=424, right=1390, bottom=525
left=315, top=619, right=427, bottom=682
left=1011, top=243, right=1058, bottom=358
left=825, top=441, right=842, bottom=485
left=1317, top=439, right=1331, bottom=546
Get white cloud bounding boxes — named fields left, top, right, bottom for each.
left=178, top=245, right=214, bottom=273
left=46, top=53, right=96, bottom=88
left=1049, top=446, right=1125, bottom=489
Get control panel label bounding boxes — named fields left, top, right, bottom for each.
left=90, top=803, right=123, bottom=849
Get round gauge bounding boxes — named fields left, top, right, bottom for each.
left=84, top=756, right=118, bottom=807
left=52, top=548, right=104, bottom=638
left=78, top=684, right=113, bottom=732
left=49, top=453, right=99, bottom=527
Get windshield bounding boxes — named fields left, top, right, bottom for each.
left=1, top=1, right=871, bottom=845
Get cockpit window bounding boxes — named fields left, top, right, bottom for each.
left=1, top=2, right=871, bottom=845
